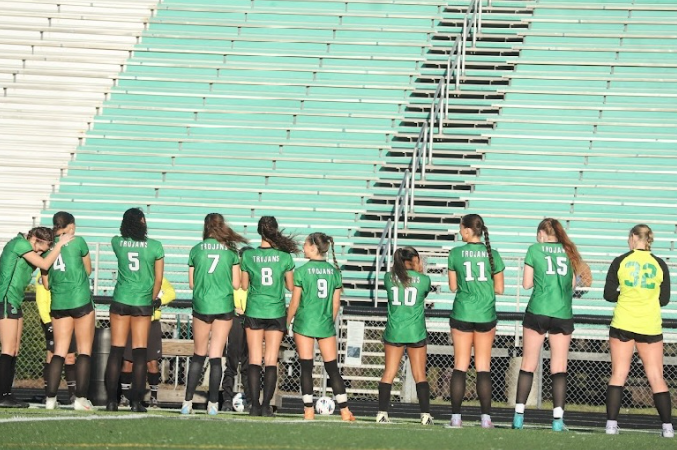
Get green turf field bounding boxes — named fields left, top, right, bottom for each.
left=0, top=407, right=672, bottom=450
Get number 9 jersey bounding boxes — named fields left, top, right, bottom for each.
left=292, top=260, right=342, bottom=338
left=111, top=236, right=164, bottom=307
left=383, top=270, right=431, bottom=345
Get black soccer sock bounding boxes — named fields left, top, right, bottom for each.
left=0, top=354, right=13, bottom=396
left=476, top=371, right=492, bottom=415
left=105, top=346, right=125, bottom=403
left=43, top=362, right=49, bottom=392
left=516, top=370, right=534, bottom=406
left=184, top=354, right=206, bottom=402
left=131, top=348, right=148, bottom=403
left=299, top=359, right=314, bottom=408
left=416, top=382, right=431, bottom=414
left=551, top=372, right=567, bottom=415
left=148, top=372, right=160, bottom=401
left=208, top=358, right=222, bottom=403
left=450, top=369, right=467, bottom=414
left=262, top=366, right=277, bottom=407
left=46, top=355, right=65, bottom=398
left=378, top=382, right=392, bottom=412
left=324, top=360, right=348, bottom=410
left=654, top=391, right=672, bottom=424
left=120, top=371, right=132, bottom=399
left=75, top=354, right=91, bottom=398
left=248, top=364, right=262, bottom=408
left=9, top=356, right=17, bottom=394
left=606, top=385, right=623, bottom=421
left=65, top=363, right=76, bottom=399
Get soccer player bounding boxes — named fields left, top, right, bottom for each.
left=182, top=213, right=246, bottom=415
left=35, top=272, right=77, bottom=404
left=287, top=233, right=355, bottom=422
left=0, top=227, right=73, bottom=408
left=241, top=216, right=297, bottom=417
left=119, top=277, right=175, bottom=408
left=447, top=214, right=505, bottom=428
left=512, top=218, right=584, bottom=431
left=42, top=212, right=95, bottom=411
left=104, top=208, right=164, bottom=413
left=604, top=224, right=673, bottom=438
left=377, top=246, right=432, bottom=425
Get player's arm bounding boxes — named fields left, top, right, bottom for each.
left=231, top=264, right=241, bottom=291
left=188, top=266, right=194, bottom=290
left=41, top=269, right=50, bottom=291
left=240, top=270, right=249, bottom=290
left=152, top=258, right=164, bottom=300
left=22, top=233, right=74, bottom=271
left=448, top=269, right=458, bottom=293
left=332, top=287, right=341, bottom=321
left=603, top=256, right=622, bottom=303
left=83, top=252, right=92, bottom=276
left=284, top=270, right=294, bottom=291
left=522, top=264, right=534, bottom=290
left=657, top=257, right=670, bottom=307
left=493, top=270, right=505, bottom=295
left=287, top=286, right=302, bottom=328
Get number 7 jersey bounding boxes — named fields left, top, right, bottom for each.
left=111, top=236, right=164, bottom=306
left=383, top=270, right=431, bottom=344
left=188, top=238, right=240, bottom=315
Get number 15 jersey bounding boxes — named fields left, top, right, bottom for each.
left=240, top=247, right=295, bottom=319
left=524, top=242, right=573, bottom=319
left=112, top=236, right=164, bottom=306
left=383, top=270, right=431, bottom=344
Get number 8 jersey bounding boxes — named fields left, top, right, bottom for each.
left=240, top=247, right=295, bottom=319
left=524, top=242, right=573, bottom=319
left=111, top=236, right=164, bottom=306
left=292, top=260, right=342, bottom=338
left=383, top=270, right=431, bottom=344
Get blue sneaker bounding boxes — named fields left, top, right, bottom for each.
left=512, top=413, right=524, bottom=429
left=207, top=401, right=218, bottom=416
left=552, top=418, right=566, bottom=432
left=181, top=400, right=193, bottom=415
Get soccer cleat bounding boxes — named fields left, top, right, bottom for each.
left=0, top=394, right=29, bottom=409
left=340, top=408, right=356, bottom=422
left=445, top=414, right=462, bottom=429
left=552, top=418, right=566, bottom=432
left=221, top=399, right=233, bottom=412
left=249, top=405, right=262, bottom=416
left=262, top=406, right=275, bottom=417
left=207, top=401, right=219, bottom=416
left=45, top=397, right=58, bottom=410
left=605, top=424, right=619, bottom=435
left=662, top=424, right=674, bottom=438
left=420, top=413, right=434, bottom=426
left=481, top=418, right=495, bottom=429
left=149, top=397, right=159, bottom=408
left=512, top=413, right=524, bottom=430
left=118, top=394, right=130, bottom=407
left=304, top=407, right=315, bottom=421
left=180, top=400, right=193, bottom=415
left=69, top=395, right=76, bottom=405
left=376, top=411, right=391, bottom=424
left=105, top=401, right=118, bottom=412
left=131, top=401, right=147, bottom=413
left=73, top=397, right=93, bottom=411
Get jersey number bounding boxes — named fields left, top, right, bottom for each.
left=53, top=255, right=66, bottom=272
left=207, top=254, right=220, bottom=274
left=463, top=261, right=488, bottom=282
left=545, top=256, right=568, bottom=276
left=317, top=279, right=328, bottom=299
left=390, top=286, right=417, bottom=306
left=128, top=253, right=139, bottom=272
left=624, top=262, right=657, bottom=289
left=261, top=268, right=273, bottom=286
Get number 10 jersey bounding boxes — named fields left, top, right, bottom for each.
left=383, top=270, right=431, bottom=344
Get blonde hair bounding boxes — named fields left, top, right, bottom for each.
left=630, top=224, right=654, bottom=250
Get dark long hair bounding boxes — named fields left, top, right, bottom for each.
left=120, top=208, right=147, bottom=241
left=257, top=216, right=299, bottom=254
left=307, top=232, right=339, bottom=270
left=461, top=214, right=495, bottom=275
left=538, top=218, right=583, bottom=274
left=26, top=227, right=54, bottom=246
left=203, top=213, right=248, bottom=251
left=391, top=246, right=420, bottom=287
left=52, top=211, right=75, bottom=235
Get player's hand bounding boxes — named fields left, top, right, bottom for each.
left=235, top=307, right=244, bottom=316
left=56, top=232, right=74, bottom=246
left=46, top=323, right=54, bottom=339
left=152, top=297, right=162, bottom=309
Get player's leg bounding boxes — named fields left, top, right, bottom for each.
left=183, top=316, right=210, bottom=414
left=222, top=318, right=242, bottom=411
left=295, top=333, right=317, bottom=419
left=0, top=317, right=26, bottom=407
left=206, top=318, right=232, bottom=415
left=548, top=331, right=572, bottom=430
left=240, top=324, right=251, bottom=407
left=45, top=316, right=74, bottom=408
left=606, top=336, right=634, bottom=434
left=105, top=313, right=131, bottom=411
left=636, top=340, right=672, bottom=437
left=146, top=321, right=162, bottom=408
left=147, top=360, right=160, bottom=407
left=41, top=321, right=54, bottom=401
left=449, top=328, right=473, bottom=427
left=64, top=352, right=76, bottom=404
left=513, top=326, right=546, bottom=428
left=474, top=327, right=496, bottom=428
left=245, top=326, right=264, bottom=415
left=377, top=343, right=405, bottom=423
left=317, top=335, right=354, bottom=421
left=72, top=309, right=95, bottom=410
left=261, top=329, right=283, bottom=416
left=129, top=314, right=151, bottom=412
left=407, top=344, right=432, bottom=425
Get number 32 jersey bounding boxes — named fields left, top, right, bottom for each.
left=292, top=260, right=342, bottom=338
left=240, top=247, right=295, bottom=319
left=188, top=238, right=239, bottom=315
left=112, top=236, right=164, bottom=306
left=383, top=270, right=431, bottom=344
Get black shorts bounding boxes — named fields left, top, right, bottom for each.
left=41, top=322, right=78, bottom=354
left=110, top=301, right=153, bottom=317
left=50, top=302, right=94, bottom=320
left=243, top=315, right=286, bottom=332
left=522, top=312, right=574, bottom=336
left=449, top=317, right=497, bottom=333
left=0, top=302, right=22, bottom=319
left=193, top=311, right=234, bottom=324
left=383, top=337, right=427, bottom=349
left=609, top=326, right=663, bottom=344
left=124, top=320, right=163, bottom=362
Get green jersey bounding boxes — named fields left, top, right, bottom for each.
left=448, top=242, right=505, bottom=323
left=111, top=236, right=164, bottom=306
left=383, top=270, right=431, bottom=344
left=292, top=260, right=342, bottom=339
left=0, top=234, right=34, bottom=310
left=240, top=247, right=295, bottom=319
left=45, top=235, right=91, bottom=310
left=188, top=238, right=240, bottom=315
left=524, top=242, right=573, bottom=319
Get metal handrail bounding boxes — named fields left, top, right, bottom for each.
left=372, top=0, right=487, bottom=304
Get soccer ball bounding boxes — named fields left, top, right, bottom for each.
left=315, top=396, right=335, bottom=415
left=232, top=393, right=247, bottom=413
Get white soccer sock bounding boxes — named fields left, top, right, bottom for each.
left=553, top=407, right=563, bottom=419
left=606, top=420, right=618, bottom=428
left=481, top=414, right=491, bottom=422
left=515, top=403, right=525, bottom=414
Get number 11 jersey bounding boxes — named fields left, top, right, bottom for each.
left=240, top=247, right=295, bottom=319
left=111, top=236, right=164, bottom=306
left=383, top=270, right=431, bottom=344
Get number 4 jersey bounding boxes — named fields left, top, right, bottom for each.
left=383, top=270, right=431, bottom=344
left=111, top=236, right=164, bottom=306
left=45, top=235, right=91, bottom=310
left=188, top=238, right=240, bottom=315
left=524, top=242, right=573, bottom=319
left=292, top=260, right=342, bottom=338
left=240, top=247, right=295, bottom=319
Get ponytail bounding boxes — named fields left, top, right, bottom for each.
left=52, top=211, right=75, bottom=235
left=630, top=224, right=654, bottom=251
left=258, top=216, right=299, bottom=254
left=482, top=225, right=496, bottom=276
left=539, top=218, right=583, bottom=275
left=328, top=236, right=339, bottom=271
left=390, top=246, right=420, bottom=287
left=203, top=213, right=248, bottom=251
left=307, top=232, right=340, bottom=271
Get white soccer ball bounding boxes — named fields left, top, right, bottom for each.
left=315, top=396, right=335, bottom=415
left=232, top=393, right=247, bottom=413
